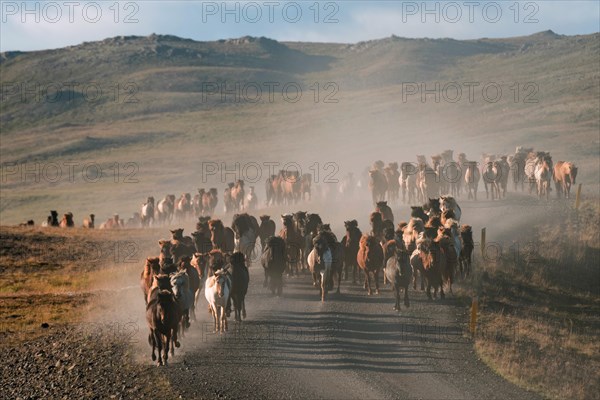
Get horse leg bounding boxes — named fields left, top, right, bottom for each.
left=336, top=268, right=341, bottom=294
left=321, top=273, right=326, bottom=302
left=150, top=330, right=157, bottom=362
left=440, top=284, right=445, bottom=300
left=352, top=264, right=357, bottom=284
left=242, top=299, right=246, bottom=319
left=154, top=331, right=163, bottom=366
left=426, top=283, right=432, bottom=300
left=404, top=287, right=410, bottom=308
left=374, top=270, right=380, bottom=295
left=163, top=332, right=170, bottom=366
left=365, top=273, right=372, bottom=295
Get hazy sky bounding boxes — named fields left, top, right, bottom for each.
left=1, top=1, right=599, bottom=51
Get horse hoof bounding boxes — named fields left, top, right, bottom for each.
left=375, top=290, right=380, bottom=295
left=151, top=354, right=156, bottom=361
left=175, top=341, right=180, bottom=348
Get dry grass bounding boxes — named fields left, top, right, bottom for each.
left=468, top=200, right=600, bottom=400
left=0, top=226, right=160, bottom=344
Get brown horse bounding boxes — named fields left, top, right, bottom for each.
left=59, top=212, right=74, bottom=228
left=141, top=257, right=161, bottom=304
left=208, top=219, right=235, bottom=252
left=341, top=220, right=362, bottom=283
left=279, top=214, right=303, bottom=276
left=357, top=234, right=384, bottom=295
left=418, top=239, right=445, bottom=300
left=82, top=214, right=95, bottom=228
left=553, top=161, right=578, bottom=198
left=147, top=284, right=181, bottom=366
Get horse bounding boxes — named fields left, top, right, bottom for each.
left=258, top=215, right=276, bottom=250
left=231, top=213, right=258, bottom=265
left=178, top=257, right=200, bottom=321
left=482, top=162, right=500, bottom=200
left=459, top=225, right=474, bottom=278
left=170, top=270, right=194, bottom=336
left=535, top=157, right=552, bottom=200
left=417, top=164, right=439, bottom=203
left=497, top=156, right=510, bottom=198
left=553, top=161, right=578, bottom=198
left=228, top=252, right=249, bottom=322
left=279, top=214, right=303, bottom=276
left=208, top=219, right=235, bottom=252
left=464, top=161, right=480, bottom=200
left=82, top=214, right=95, bottom=229
left=418, top=239, right=445, bottom=300
left=59, top=212, right=74, bottom=228
left=357, top=234, right=384, bottom=295
left=140, top=257, right=161, bottom=304
left=385, top=246, right=413, bottom=311
left=156, top=195, right=176, bottom=224
left=141, top=197, right=155, bottom=227
left=204, top=269, right=231, bottom=333
left=399, top=162, right=418, bottom=204
left=146, top=282, right=180, bottom=366
left=341, top=220, right=362, bottom=283
left=261, top=236, right=286, bottom=295
left=439, top=196, right=461, bottom=222
left=369, top=211, right=384, bottom=244
left=174, top=193, right=192, bottom=221
left=437, top=227, right=458, bottom=294
left=307, top=234, right=333, bottom=302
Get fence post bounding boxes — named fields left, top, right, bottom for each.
left=575, top=183, right=582, bottom=210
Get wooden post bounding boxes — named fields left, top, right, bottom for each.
left=575, top=183, right=582, bottom=210
left=480, top=228, right=486, bottom=258
left=470, top=296, right=479, bottom=335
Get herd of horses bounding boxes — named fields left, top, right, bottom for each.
left=31, top=147, right=577, bottom=231
left=138, top=191, right=473, bottom=366
left=369, top=147, right=578, bottom=205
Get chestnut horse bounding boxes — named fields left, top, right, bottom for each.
left=357, top=234, right=384, bottom=295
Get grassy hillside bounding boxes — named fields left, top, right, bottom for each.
left=0, top=31, right=598, bottom=225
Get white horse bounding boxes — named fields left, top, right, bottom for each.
left=204, top=270, right=231, bottom=333
left=439, top=196, right=461, bottom=222
left=307, top=238, right=332, bottom=302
